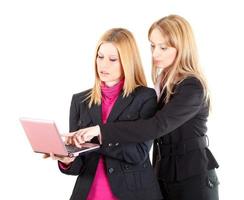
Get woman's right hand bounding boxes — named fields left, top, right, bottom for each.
left=61, top=125, right=101, bottom=148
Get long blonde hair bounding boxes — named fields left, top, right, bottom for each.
left=149, top=15, right=209, bottom=103
left=88, top=28, right=147, bottom=107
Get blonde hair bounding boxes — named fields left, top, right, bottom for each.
left=149, top=15, right=209, bottom=103
left=88, top=28, right=147, bottom=107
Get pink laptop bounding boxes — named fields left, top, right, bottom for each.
left=19, top=118, right=100, bottom=157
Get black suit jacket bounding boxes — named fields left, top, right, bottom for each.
left=100, top=77, right=219, bottom=182
left=59, top=86, right=162, bottom=200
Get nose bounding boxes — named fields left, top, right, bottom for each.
left=152, top=46, right=161, bottom=59
left=99, top=58, right=109, bottom=69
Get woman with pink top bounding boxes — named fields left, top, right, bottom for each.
left=65, top=15, right=219, bottom=200
left=49, top=28, right=162, bottom=200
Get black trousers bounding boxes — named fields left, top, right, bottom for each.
left=158, top=169, right=219, bottom=200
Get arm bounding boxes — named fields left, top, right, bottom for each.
left=58, top=156, right=85, bottom=175
left=59, top=94, right=86, bottom=175
left=69, top=94, right=80, bottom=132
left=99, top=90, right=157, bottom=164
left=99, top=141, right=152, bottom=165
left=100, top=78, right=205, bottom=145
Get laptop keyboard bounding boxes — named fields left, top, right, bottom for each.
left=65, top=145, right=87, bottom=153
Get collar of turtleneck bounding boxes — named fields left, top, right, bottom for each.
left=101, top=79, right=124, bottom=100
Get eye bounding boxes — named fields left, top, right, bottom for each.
left=97, top=55, right=104, bottom=59
left=160, top=46, right=168, bottom=51
left=150, top=44, right=155, bottom=49
left=109, top=58, right=117, bottom=62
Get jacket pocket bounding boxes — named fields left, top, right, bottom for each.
left=122, top=159, right=157, bottom=191
left=124, top=171, right=141, bottom=191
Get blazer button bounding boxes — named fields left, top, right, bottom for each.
left=207, top=179, right=214, bottom=188
left=115, top=142, right=119, bottom=146
left=108, top=168, right=114, bottom=174
left=108, top=143, right=113, bottom=147
left=124, top=165, right=129, bottom=170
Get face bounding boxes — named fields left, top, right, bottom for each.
left=149, top=28, right=177, bottom=71
left=96, top=42, right=124, bottom=87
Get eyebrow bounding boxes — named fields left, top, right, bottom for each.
left=97, top=51, right=119, bottom=57
left=150, top=41, right=166, bottom=46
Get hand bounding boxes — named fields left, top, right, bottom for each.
left=74, top=125, right=101, bottom=146
left=43, top=153, right=75, bottom=165
left=61, top=131, right=87, bottom=148
left=61, top=132, right=76, bottom=146
left=61, top=125, right=101, bottom=148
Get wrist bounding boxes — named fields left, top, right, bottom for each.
left=62, top=157, right=75, bottom=165
left=96, top=125, right=102, bottom=144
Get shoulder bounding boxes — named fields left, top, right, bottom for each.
left=174, top=76, right=205, bottom=104
left=176, top=76, right=203, bottom=92
left=178, top=76, right=202, bottom=87
left=133, top=86, right=156, bottom=98
left=131, top=86, right=157, bottom=103
left=71, top=89, right=91, bottom=104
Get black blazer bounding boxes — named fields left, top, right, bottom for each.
left=100, top=77, right=219, bottom=182
left=59, top=86, right=162, bottom=200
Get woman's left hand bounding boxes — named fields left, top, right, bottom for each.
left=43, top=153, right=75, bottom=165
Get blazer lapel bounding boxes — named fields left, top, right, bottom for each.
left=106, top=92, right=134, bottom=123
left=87, top=103, right=102, bottom=125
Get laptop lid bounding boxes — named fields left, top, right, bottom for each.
left=19, top=118, right=100, bottom=157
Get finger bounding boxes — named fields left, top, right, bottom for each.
left=50, top=152, right=54, bottom=159
left=43, top=153, right=50, bottom=159
left=83, top=133, right=93, bottom=142
left=76, top=134, right=85, bottom=144
left=50, top=153, right=59, bottom=160
left=64, top=136, right=72, bottom=145
left=74, top=128, right=88, bottom=136
left=74, top=137, right=82, bottom=148
left=64, top=137, right=68, bottom=144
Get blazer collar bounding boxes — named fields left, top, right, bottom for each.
left=88, top=92, right=134, bottom=124
left=106, top=92, right=134, bottom=123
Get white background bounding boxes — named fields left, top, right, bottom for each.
left=0, top=0, right=243, bottom=199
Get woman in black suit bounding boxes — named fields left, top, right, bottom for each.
left=69, top=15, right=219, bottom=200
left=48, top=28, right=162, bottom=200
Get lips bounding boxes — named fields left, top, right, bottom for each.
left=100, top=71, right=109, bottom=75
left=153, top=60, right=162, bottom=65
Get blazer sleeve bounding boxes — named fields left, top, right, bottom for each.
left=69, top=94, right=80, bottom=132
left=99, top=89, right=157, bottom=164
left=58, top=156, right=85, bottom=175
left=58, top=94, right=85, bottom=175
left=100, top=78, right=205, bottom=145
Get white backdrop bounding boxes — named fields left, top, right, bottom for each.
left=0, top=0, right=243, bottom=199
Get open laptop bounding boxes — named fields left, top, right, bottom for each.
left=19, top=118, right=100, bottom=157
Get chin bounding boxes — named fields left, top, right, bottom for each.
left=101, top=78, right=112, bottom=83
left=99, top=76, right=108, bottom=81
left=156, top=66, right=164, bottom=70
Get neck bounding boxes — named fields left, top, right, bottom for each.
left=104, top=80, right=120, bottom=87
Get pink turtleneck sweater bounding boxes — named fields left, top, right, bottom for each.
left=86, top=79, right=124, bottom=200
